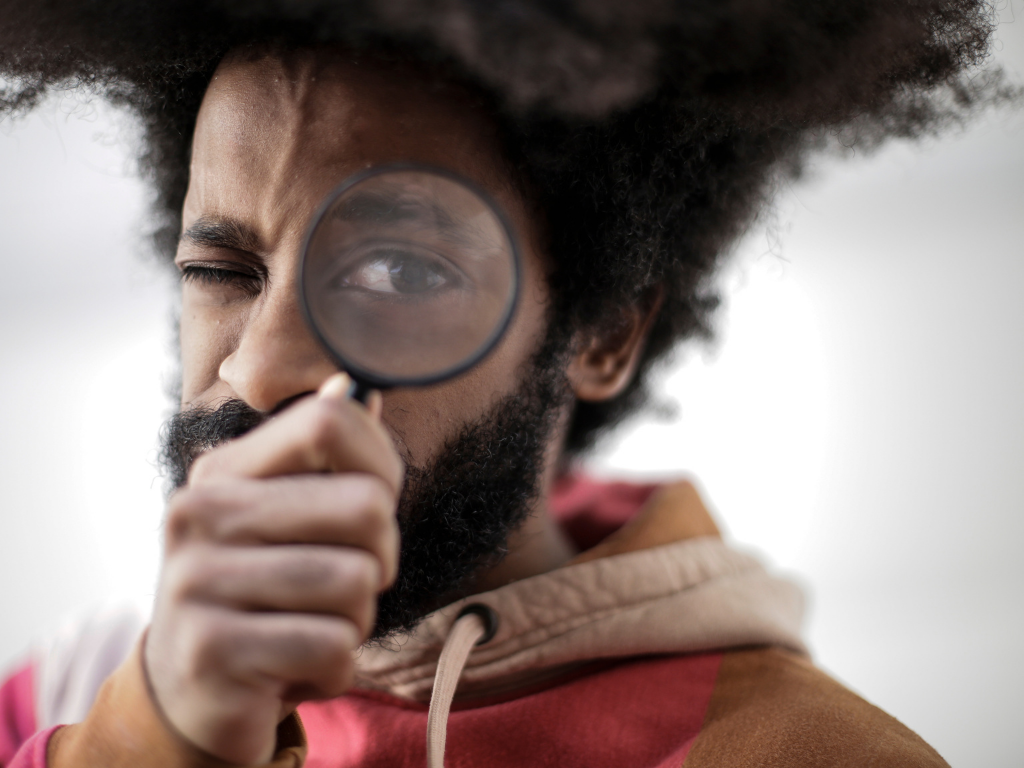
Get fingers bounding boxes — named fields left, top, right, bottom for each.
left=166, top=475, right=400, bottom=586
left=148, top=471, right=396, bottom=764
left=188, top=380, right=403, bottom=496
left=366, top=389, right=384, bottom=419
left=149, top=606, right=361, bottom=764
left=164, top=543, right=381, bottom=638
left=188, top=607, right=362, bottom=699
left=147, top=374, right=401, bottom=765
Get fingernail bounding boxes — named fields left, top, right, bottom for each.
left=318, top=372, right=352, bottom=400
left=367, top=390, right=383, bottom=418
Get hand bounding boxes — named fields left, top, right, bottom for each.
left=145, top=375, right=403, bottom=765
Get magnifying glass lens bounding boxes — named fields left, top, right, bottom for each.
left=301, top=168, right=519, bottom=387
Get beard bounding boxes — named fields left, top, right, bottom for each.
left=159, top=333, right=572, bottom=640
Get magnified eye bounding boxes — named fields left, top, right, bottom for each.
left=332, top=245, right=457, bottom=295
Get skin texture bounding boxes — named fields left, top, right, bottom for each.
left=146, top=49, right=653, bottom=765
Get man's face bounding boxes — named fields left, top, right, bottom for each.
left=177, top=50, right=556, bottom=471
left=171, top=49, right=573, bottom=636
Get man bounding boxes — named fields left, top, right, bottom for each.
left=0, top=1, right=1004, bottom=766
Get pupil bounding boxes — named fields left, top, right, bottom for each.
left=389, top=256, right=436, bottom=293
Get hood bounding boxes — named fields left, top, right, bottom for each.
left=353, top=479, right=806, bottom=703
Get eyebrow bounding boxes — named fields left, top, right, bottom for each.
left=180, top=216, right=263, bottom=254
left=332, top=191, right=454, bottom=228
left=331, top=191, right=483, bottom=249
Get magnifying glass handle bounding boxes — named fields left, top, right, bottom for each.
left=349, top=378, right=373, bottom=404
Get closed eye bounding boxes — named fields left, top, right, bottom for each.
left=179, top=263, right=263, bottom=298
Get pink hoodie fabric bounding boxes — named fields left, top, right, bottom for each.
left=0, top=666, right=36, bottom=764
left=0, top=476, right=947, bottom=768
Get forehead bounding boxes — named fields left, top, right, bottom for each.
left=187, top=49, right=516, bottom=239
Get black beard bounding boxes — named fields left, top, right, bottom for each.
left=159, top=337, right=572, bottom=640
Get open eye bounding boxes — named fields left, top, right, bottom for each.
left=332, top=245, right=458, bottom=295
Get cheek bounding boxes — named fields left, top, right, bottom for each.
left=381, top=369, right=513, bottom=467
left=381, top=255, right=552, bottom=465
left=178, top=293, right=243, bottom=404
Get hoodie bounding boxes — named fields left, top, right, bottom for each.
left=0, top=476, right=949, bottom=767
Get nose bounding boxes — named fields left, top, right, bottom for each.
left=218, top=282, right=339, bottom=413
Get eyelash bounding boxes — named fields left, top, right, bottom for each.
left=180, top=264, right=262, bottom=297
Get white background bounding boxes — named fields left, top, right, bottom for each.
left=1, top=8, right=1022, bottom=766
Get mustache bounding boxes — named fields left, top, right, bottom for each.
left=160, top=399, right=266, bottom=489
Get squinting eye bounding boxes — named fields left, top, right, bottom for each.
left=337, top=248, right=454, bottom=295
left=179, top=264, right=261, bottom=298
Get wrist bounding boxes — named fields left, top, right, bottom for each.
left=48, top=633, right=307, bottom=768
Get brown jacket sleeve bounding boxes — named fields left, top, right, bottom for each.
left=684, top=648, right=950, bottom=767
left=46, top=639, right=307, bottom=768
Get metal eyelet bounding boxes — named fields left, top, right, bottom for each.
left=456, top=603, right=499, bottom=646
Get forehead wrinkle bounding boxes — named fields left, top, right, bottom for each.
left=264, top=55, right=326, bottom=169
left=191, top=55, right=349, bottom=257
left=242, top=54, right=343, bottom=245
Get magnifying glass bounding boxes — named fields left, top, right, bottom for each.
left=299, top=165, right=520, bottom=401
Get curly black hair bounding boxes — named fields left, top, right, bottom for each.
left=0, top=0, right=1010, bottom=453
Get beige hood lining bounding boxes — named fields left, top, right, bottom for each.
left=354, top=481, right=806, bottom=702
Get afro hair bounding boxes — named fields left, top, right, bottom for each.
left=0, top=0, right=1010, bottom=452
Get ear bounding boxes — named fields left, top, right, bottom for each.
left=567, top=290, right=663, bottom=403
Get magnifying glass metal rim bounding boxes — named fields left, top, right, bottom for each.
left=298, top=162, right=522, bottom=390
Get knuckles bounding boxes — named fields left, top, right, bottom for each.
left=165, top=484, right=241, bottom=548
left=159, top=542, right=380, bottom=638
left=161, top=546, right=217, bottom=605
left=344, top=480, right=400, bottom=587
left=183, top=613, right=234, bottom=680
left=311, top=632, right=357, bottom=697
left=165, top=611, right=360, bottom=687
left=346, top=475, right=399, bottom=537
left=186, top=450, right=221, bottom=486
left=336, top=554, right=381, bottom=637
left=166, top=488, right=213, bottom=547
left=335, top=549, right=382, bottom=597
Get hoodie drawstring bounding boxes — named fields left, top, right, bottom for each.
left=426, top=604, right=498, bottom=768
